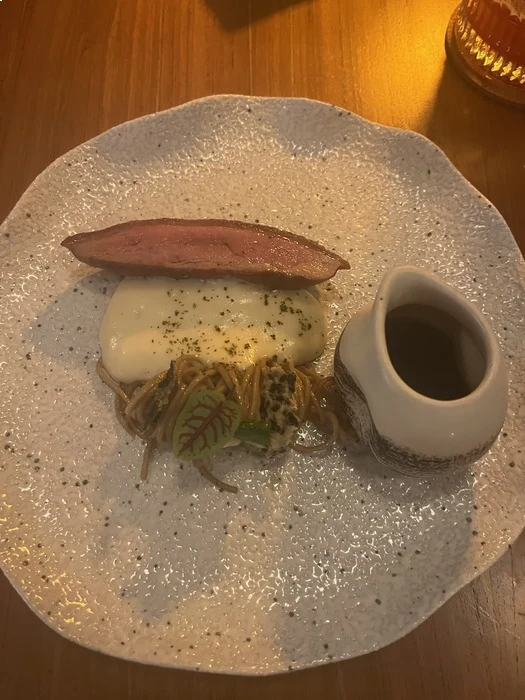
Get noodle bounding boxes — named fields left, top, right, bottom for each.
left=125, top=370, right=169, bottom=419
left=239, top=363, right=255, bottom=399
left=248, top=362, right=262, bottom=420
left=96, top=359, right=129, bottom=403
left=114, top=395, right=137, bottom=438
left=98, top=355, right=341, bottom=490
left=294, top=367, right=312, bottom=421
left=141, top=441, right=156, bottom=481
left=194, top=459, right=238, bottom=494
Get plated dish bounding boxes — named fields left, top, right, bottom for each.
left=0, top=96, right=524, bottom=674
left=62, top=218, right=350, bottom=492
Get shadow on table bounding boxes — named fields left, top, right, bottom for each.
left=206, top=0, right=314, bottom=31
left=421, top=60, right=524, bottom=243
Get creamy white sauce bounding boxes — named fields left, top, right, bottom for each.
left=100, top=277, right=326, bottom=383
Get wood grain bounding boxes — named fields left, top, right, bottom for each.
left=0, top=1, right=524, bottom=698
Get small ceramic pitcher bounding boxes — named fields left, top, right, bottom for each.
left=334, top=266, right=508, bottom=475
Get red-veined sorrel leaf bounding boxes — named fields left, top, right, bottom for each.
left=172, top=390, right=242, bottom=461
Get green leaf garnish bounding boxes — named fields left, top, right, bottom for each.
left=235, top=420, right=271, bottom=448
left=173, top=390, right=242, bottom=461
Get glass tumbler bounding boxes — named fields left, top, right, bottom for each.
left=446, top=0, right=525, bottom=106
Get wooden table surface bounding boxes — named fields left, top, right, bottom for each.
left=1, top=1, right=524, bottom=698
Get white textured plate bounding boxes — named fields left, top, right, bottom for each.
left=0, top=96, right=524, bottom=675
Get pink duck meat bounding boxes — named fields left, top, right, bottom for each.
left=61, top=218, right=350, bottom=289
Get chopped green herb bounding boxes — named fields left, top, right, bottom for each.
left=235, top=420, right=271, bottom=448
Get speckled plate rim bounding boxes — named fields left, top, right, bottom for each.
left=3, top=92, right=523, bottom=260
left=0, top=94, right=524, bottom=675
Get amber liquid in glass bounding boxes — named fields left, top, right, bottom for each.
left=447, top=0, right=525, bottom=104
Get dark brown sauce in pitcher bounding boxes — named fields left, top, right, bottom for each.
left=385, top=304, right=484, bottom=401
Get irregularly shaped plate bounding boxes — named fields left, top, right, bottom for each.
left=0, top=96, right=524, bottom=675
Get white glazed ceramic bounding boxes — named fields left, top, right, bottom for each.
left=335, top=266, right=508, bottom=474
left=0, top=96, right=524, bottom=675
